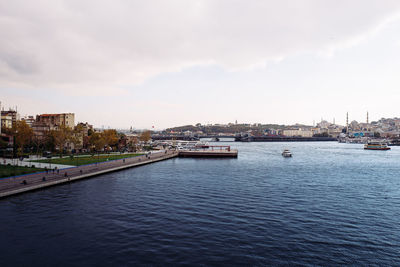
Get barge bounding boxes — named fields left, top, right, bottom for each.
left=178, top=146, right=238, bottom=158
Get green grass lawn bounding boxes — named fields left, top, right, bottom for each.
left=0, top=165, right=45, bottom=178
left=31, top=153, right=143, bottom=166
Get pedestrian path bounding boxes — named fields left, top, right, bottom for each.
left=0, top=157, right=74, bottom=169
left=0, top=150, right=179, bottom=198
left=0, top=151, right=157, bottom=170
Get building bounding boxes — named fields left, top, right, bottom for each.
left=21, top=115, right=35, bottom=127
left=264, top=129, right=281, bottom=136
left=36, top=113, right=75, bottom=129
left=1, top=114, right=13, bottom=130
left=76, top=122, right=93, bottom=137
left=31, top=122, right=51, bottom=141
left=283, top=128, right=313, bottom=137
left=1, top=109, right=19, bottom=130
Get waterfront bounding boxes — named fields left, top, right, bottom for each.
left=1, top=142, right=400, bottom=266
left=0, top=151, right=178, bottom=198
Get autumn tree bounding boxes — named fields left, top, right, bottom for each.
left=51, top=125, right=73, bottom=157
left=139, top=130, right=151, bottom=143
left=103, top=129, right=119, bottom=150
left=89, top=132, right=106, bottom=152
left=14, top=120, right=33, bottom=156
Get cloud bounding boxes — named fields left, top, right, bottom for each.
left=1, top=0, right=400, bottom=94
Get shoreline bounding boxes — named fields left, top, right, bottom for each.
left=0, top=151, right=179, bottom=199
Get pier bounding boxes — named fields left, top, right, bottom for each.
left=179, top=146, right=238, bottom=158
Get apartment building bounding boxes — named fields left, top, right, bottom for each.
left=36, top=113, right=75, bottom=129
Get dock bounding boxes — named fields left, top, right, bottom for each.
left=178, top=146, right=238, bottom=158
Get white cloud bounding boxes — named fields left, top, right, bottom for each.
left=1, top=0, right=400, bottom=94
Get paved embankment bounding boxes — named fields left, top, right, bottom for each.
left=0, top=150, right=178, bottom=198
left=0, top=157, right=75, bottom=169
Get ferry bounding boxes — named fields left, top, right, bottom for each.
left=364, top=141, right=391, bottom=150
left=282, top=149, right=292, bottom=157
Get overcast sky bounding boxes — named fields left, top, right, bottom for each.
left=1, top=0, right=400, bottom=129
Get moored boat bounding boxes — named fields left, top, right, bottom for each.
left=388, top=139, right=400, bottom=146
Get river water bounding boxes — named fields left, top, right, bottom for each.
left=1, top=142, right=400, bottom=266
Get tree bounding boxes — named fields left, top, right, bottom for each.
left=139, top=130, right=151, bottom=142
left=89, top=132, right=106, bottom=152
left=103, top=129, right=119, bottom=150
left=43, top=130, right=55, bottom=152
left=32, top=134, right=44, bottom=156
left=51, top=126, right=73, bottom=156
left=14, top=120, right=33, bottom=156
left=73, top=124, right=85, bottom=150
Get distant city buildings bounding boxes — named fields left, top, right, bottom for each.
left=21, top=116, right=35, bottom=127
left=1, top=113, right=13, bottom=130
left=2, top=99, right=400, bottom=155
left=36, top=113, right=75, bottom=129
left=1, top=109, right=19, bottom=130
left=162, top=115, right=400, bottom=140
left=282, top=128, right=313, bottom=137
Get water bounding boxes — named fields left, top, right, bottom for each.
left=1, top=142, right=400, bottom=266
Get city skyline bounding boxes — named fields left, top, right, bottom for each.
left=0, top=101, right=393, bottom=130
left=2, top=1, right=400, bottom=128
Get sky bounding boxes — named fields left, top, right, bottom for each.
left=1, top=0, right=400, bottom=129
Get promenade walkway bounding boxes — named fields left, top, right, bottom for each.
left=0, top=157, right=75, bottom=169
left=0, top=150, right=178, bottom=198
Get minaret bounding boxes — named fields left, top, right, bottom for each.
left=366, top=111, right=369, bottom=124
left=346, top=112, right=349, bottom=134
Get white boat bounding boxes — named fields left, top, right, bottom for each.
left=282, top=149, right=292, bottom=157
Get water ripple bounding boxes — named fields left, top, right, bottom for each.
left=2, top=142, right=400, bottom=266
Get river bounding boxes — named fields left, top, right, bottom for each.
left=1, top=142, right=400, bottom=266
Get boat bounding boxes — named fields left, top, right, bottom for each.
left=282, top=149, right=292, bottom=157
left=388, top=139, right=400, bottom=146
left=364, top=141, right=391, bottom=150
